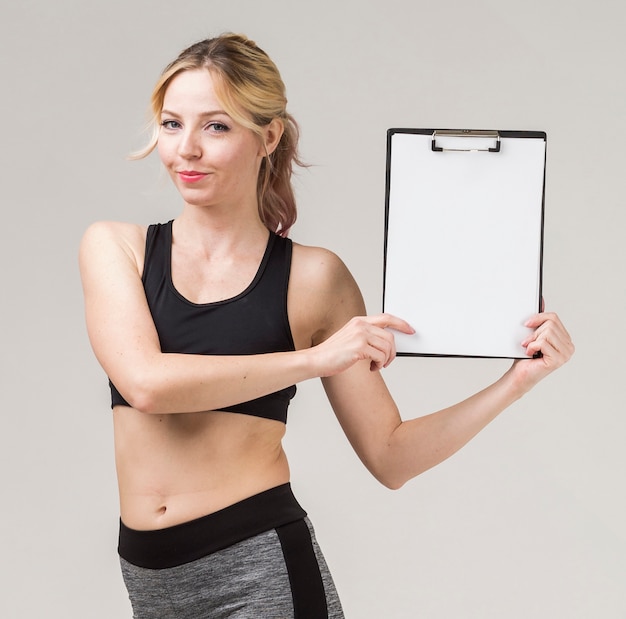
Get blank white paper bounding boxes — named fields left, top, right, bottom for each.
left=383, top=131, right=546, bottom=358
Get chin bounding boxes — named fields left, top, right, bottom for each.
left=176, top=186, right=216, bottom=206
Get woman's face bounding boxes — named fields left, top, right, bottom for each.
left=157, top=69, right=264, bottom=212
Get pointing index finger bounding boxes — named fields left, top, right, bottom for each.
left=375, top=313, right=415, bottom=334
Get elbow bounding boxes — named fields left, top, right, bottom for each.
left=127, top=389, right=160, bottom=414
left=365, top=439, right=411, bottom=490
left=369, top=454, right=431, bottom=490
left=380, top=479, right=404, bottom=491
left=379, top=474, right=407, bottom=491
left=116, top=372, right=163, bottom=414
left=370, top=465, right=409, bottom=491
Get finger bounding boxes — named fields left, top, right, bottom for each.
left=524, top=324, right=574, bottom=362
left=533, top=321, right=573, bottom=351
left=367, top=343, right=389, bottom=371
left=526, top=312, right=571, bottom=341
left=525, top=339, right=569, bottom=367
left=370, top=313, right=415, bottom=335
left=382, top=331, right=397, bottom=368
left=523, top=325, right=561, bottom=356
left=360, top=324, right=400, bottom=370
left=524, top=334, right=551, bottom=359
left=522, top=313, right=570, bottom=345
left=521, top=320, right=548, bottom=348
left=367, top=332, right=397, bottom=369
left=524, top=311, right=559, bottom=330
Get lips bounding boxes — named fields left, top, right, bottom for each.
left=178, top=171, right=209, bottom=183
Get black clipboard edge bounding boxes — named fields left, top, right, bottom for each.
left=382, top=128, right=548, bottom=360
left=396, top=352, right=528, bottom=360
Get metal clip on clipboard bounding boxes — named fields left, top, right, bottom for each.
left=431, top=129, right=501, bottom=153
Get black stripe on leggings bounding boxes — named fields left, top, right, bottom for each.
left=276, top=519, right=328, bottom=619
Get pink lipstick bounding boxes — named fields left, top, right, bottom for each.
left=178, top=171, right=208, bottom=183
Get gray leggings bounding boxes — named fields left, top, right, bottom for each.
left=118, top=485, right=344, bottom=618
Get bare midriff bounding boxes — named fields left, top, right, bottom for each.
left=113, top=406, right=290, bottom=531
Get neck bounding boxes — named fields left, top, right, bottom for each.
left=173, top=204, right=270, bottom=255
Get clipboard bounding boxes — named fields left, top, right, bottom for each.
left=382, top=128, right=547, bottom=358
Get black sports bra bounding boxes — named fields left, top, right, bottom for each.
left=109, top=221, right=297, bottom=423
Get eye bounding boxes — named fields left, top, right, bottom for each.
left=160, top=119, right=181, bottom=131
left=206, top=121, right=230, bottom=133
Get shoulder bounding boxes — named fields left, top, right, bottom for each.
left=289, top=242, right=366, bottom=347
left=290, top=240, right=356, bottom=280
left=79, top=221, right=148, bottom=281
left=80, top=221, right=147, bottom=262
left=80, top=220, right=147, bottom=253
left=290, top=242, right=359, bottom=293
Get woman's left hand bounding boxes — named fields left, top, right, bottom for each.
left=510, top=311, right=575, bottom=391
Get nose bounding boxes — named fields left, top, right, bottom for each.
left=178, top=130, right=202, bottom=159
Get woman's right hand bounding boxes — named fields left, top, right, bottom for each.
left=309, top=313, right=415, bottom=376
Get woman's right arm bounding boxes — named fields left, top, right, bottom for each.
left=79, top=221, right=314, bottom=414
left=79, top=222, right=408, bottom=414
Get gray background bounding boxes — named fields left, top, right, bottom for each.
left=2, top=1, right=624, bottom=617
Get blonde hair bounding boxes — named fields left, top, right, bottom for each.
left=133, top=33, right=304, bottom=236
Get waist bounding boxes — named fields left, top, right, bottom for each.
left=113, top=407, right=290, bottom=529
left=118, top=483, right=307, bottom=569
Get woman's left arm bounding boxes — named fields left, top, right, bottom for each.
left=309, top=254, right=574, bottom=490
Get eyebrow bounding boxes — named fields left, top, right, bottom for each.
left=160, top=108, right=230, bottom=118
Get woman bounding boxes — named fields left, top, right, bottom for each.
left=79, top=34, right=574, bottom=618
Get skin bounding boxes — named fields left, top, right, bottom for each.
left=79, top=69, right=574, bottom=531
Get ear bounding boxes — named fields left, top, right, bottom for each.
left=259, top=118, right=284, bottom=157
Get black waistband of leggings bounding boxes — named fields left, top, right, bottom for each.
left=118, top=483, right=307, bottom=569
